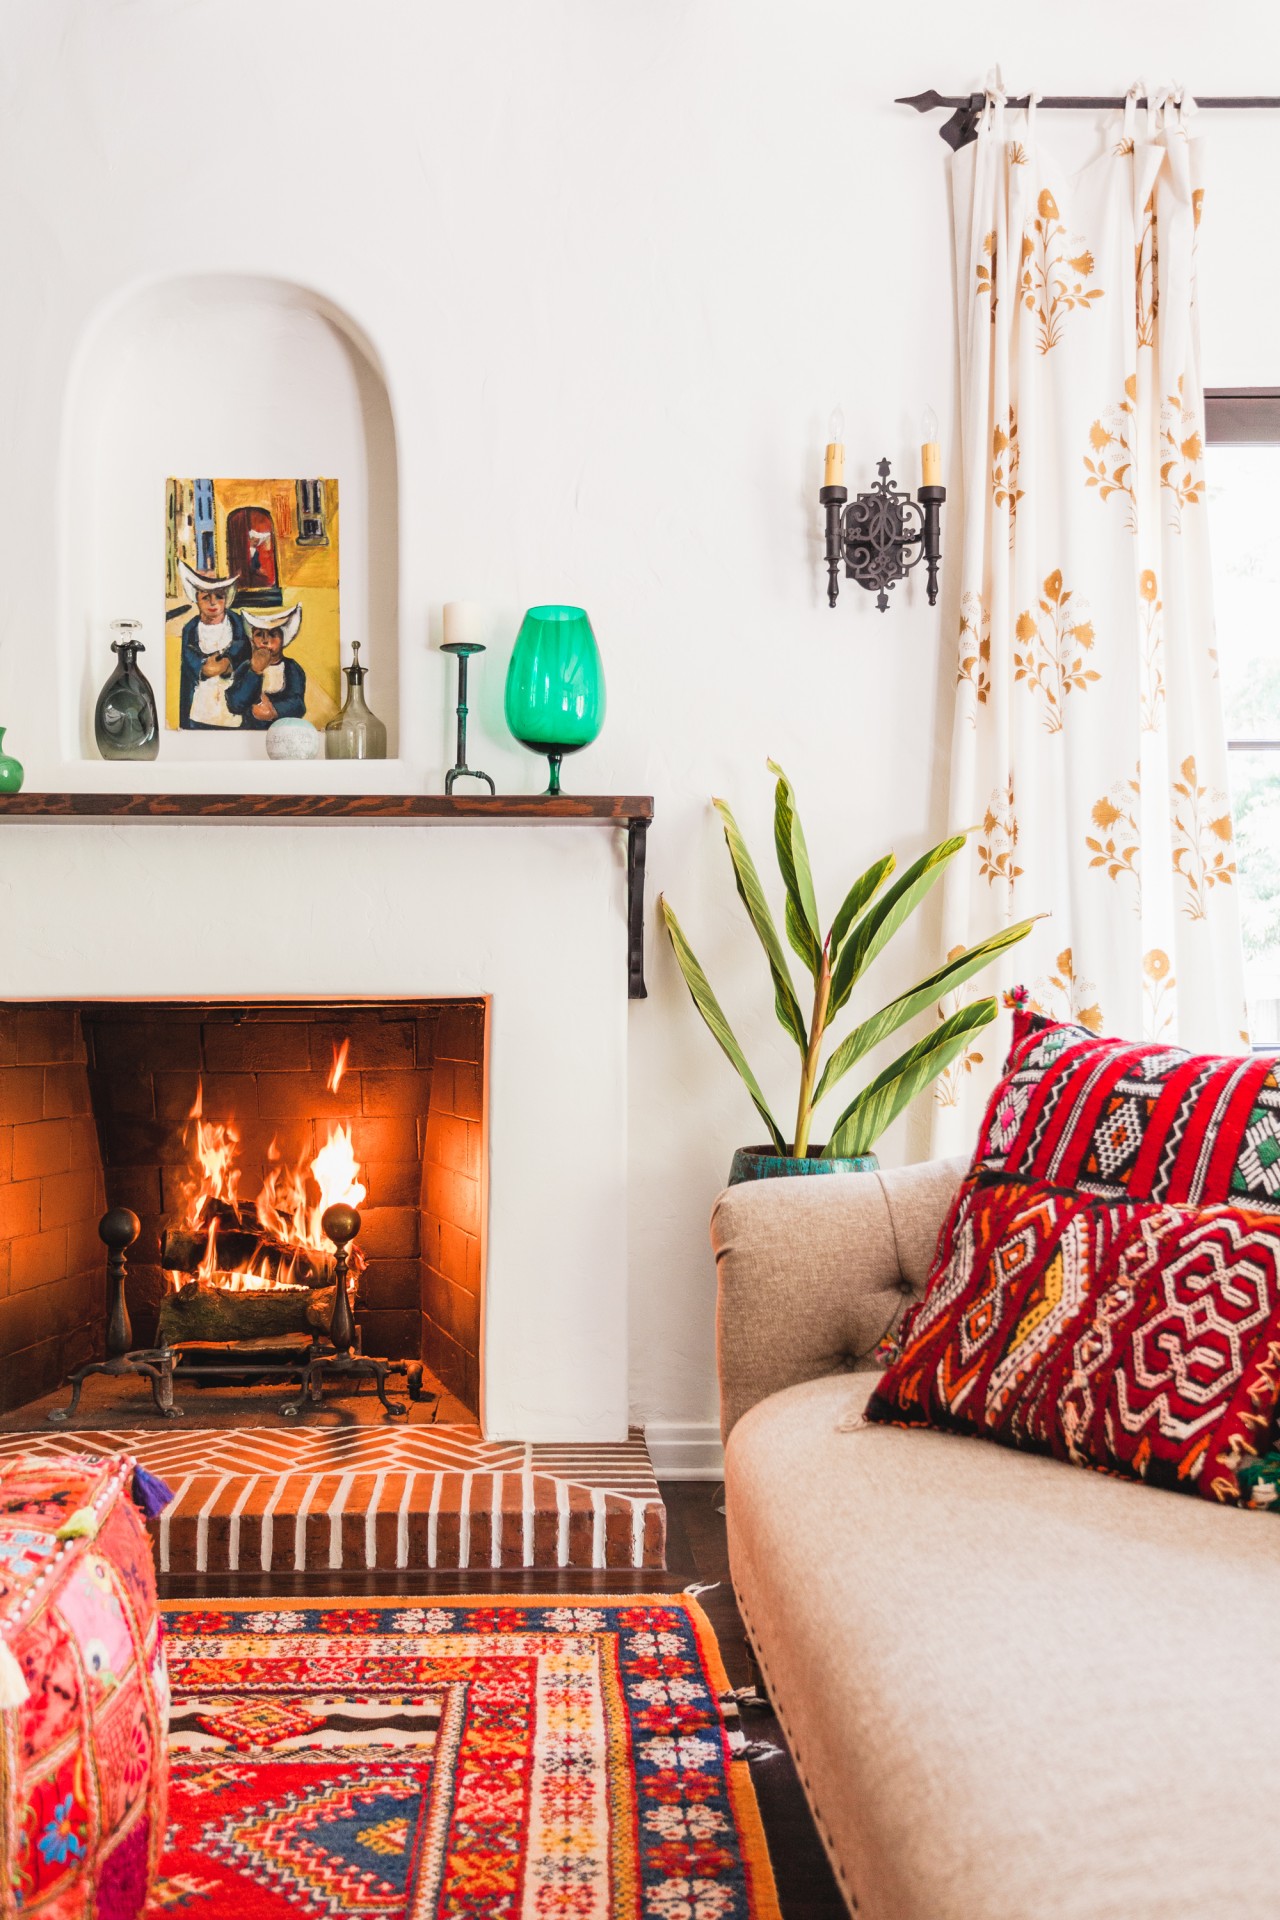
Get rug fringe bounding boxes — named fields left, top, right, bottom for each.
left=683, top=1580, right=720, bottom=1598
left=722, top=1684, right=769, bottom=1711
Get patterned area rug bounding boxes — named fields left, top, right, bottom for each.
left=147, top=1594, right=779, bottom=1918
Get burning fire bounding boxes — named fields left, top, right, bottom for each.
left=169, top=1060, right=366, bottom=1294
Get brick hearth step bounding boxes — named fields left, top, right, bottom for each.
left=0, top=1426, right=665, bottom=1574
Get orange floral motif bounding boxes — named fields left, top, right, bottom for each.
left=1136, top=189, right=1159, bottom=349
left=1159, top=378, right=1205, bottom=527
left=1021, top=187, right=1104, bottom=353
left=1013, top=571, right=1100, bottom=731
left=1086, top=769, right=1142, bottom=909
left=934, top=947, right=987, bottom=1109
left=1171, top=755, right=1235, bottom=920
left=975, top=230, right=998, bottom=319
left=992, top=412, right=1023, bottom=545
left=1142, top=948, right=1176, bottom=1041
left=1029, top=948, right=1104, bottom=1034
left=979, top=775, right=1023, bottom=892
left=1139, top=569, right=1164, bottom=732
left=957, top=591, right=991, bottom=712
left=1084, top=377, right=1138, bottom=529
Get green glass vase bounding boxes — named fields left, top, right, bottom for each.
left=0, top=728, right=22, bottom=794
left=503, top=604, right=605, bottom=795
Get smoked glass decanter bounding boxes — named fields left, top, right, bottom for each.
left=94, top=620, right=159, bottom=761
left=325, top=641, right=388, bottom=759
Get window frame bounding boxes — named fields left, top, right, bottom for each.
left=1205, top=390, right=1280, bottom=1046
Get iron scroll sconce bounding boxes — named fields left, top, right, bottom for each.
left=821, top=460, right=945, bottom=613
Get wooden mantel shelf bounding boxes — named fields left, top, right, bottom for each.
left=0, top=792, right=652, bottom=822
left=0, top=792, right=656, bottom=998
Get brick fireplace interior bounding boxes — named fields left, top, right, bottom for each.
left=0, top=999, right=487, bottom=1417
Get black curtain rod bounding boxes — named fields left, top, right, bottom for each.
left=898, top=89, right=1280, bottom=150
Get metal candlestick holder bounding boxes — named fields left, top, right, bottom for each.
left=821, top=458, right=945, bottom=612
left=442, top=642, right=495, bottom=794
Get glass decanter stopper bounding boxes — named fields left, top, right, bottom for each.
left=325, top=640, right=388, bottom=760
left=95, top=620, right=159, bottom=761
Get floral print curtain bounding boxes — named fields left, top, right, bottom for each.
left=933, top=84, right=1248, bottom=1151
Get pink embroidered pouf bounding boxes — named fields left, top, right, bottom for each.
left=0, top=1452, right=171, bottom=1917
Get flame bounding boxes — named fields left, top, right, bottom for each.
left=168, top=1047, right=365, bottom=1292
left=256, top=1123, right=366, bottom=1253
left=183, top=1084, right=241, bottom=1226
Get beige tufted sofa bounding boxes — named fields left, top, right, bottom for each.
left=713, top=1158, right=1280, bottom=1920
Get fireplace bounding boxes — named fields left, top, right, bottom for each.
left=0, top=998, right=487, bottom=1419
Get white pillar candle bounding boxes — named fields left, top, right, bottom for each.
left=442, top=601, right=484, bottom=647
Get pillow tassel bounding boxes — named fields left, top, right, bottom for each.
left=130, top=1464, right=174, bottom=1519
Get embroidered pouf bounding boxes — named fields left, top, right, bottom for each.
left=0, top=1452, right=171, bottom=1917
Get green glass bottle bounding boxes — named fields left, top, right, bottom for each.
left=0, top=728, right=23, bottom=794
left=503, top=605, right=606, bottom=795
left=95, top=620, right=159, bottom=761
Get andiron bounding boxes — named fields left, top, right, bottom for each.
left=50, top=1205, right=427, bottom=1423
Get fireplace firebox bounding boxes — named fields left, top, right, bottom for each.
left=0, top=999, right=487, bottom=1419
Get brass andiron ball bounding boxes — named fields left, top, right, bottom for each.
left=322, top=1204, right=361, bottom=1249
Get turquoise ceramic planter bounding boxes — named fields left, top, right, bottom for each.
left=728, top=1145, right=879, bottom=1185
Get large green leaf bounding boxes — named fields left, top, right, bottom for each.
left=827, top=833, right=968, bottom=1023
left=825, top=999, right=997, bottom=1158
left=659, top=896, right=787, bottom=1152
left=713, top=799, right=807, bottom=1052
left=767, top=761, right=821, bottom=981
left=827, top=854, right=896, bottom=961
left=812, top=917, right=1039, bottom=1107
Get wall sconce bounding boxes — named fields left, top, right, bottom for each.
left=820, top=408, right=945, bottom=612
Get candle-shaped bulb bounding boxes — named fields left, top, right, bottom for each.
left=824, top=406, right=846, bottom=489
left=921, top=404, right=942, bottom=488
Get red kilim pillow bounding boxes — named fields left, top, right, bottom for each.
left=866, top=1175, right=1280, bottom=1505
left=973, top=997, right=1280, bottom=1212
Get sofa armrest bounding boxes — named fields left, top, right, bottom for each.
left=712, top=1157, right=966, bottom=1446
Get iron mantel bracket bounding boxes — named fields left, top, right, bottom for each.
left=627, top=813, right=649, bottom=999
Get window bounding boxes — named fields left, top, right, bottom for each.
left=296, top=478, right=328, bottom=547
left=1206, top=390, right=1280, bottom=1047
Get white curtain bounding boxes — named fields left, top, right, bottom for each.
left=933, top=83, right=1248, bottom=1151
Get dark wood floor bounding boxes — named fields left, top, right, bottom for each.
left=158, top=1480, right=848, bottom=1920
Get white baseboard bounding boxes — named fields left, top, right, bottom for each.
left=644, top=1422, right=725, bottom=1481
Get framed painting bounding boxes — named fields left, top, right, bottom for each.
left=164, top=478, right=341, bottom=733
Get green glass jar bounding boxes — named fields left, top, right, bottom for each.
left=503, top=605, right=605, bottom=795
left=0, top=728, right=23, bottom=794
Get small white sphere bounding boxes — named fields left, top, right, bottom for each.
left=265, top=718, right=323, bottom=761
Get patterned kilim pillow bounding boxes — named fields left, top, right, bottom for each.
left=974, top=995, right=1280, bottom=1211
left=866, top=1175, right=1280, bottom=1505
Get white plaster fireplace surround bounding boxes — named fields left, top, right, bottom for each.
left=0, top=821, right=629, bottom=1441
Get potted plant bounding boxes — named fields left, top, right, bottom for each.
left=659, top=762, right=1036, bottom=1182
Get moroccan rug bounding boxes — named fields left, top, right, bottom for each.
left=146, top=1594, right=781, bottom=1918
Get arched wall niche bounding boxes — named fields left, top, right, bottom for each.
left=59, top=273, right=400, bottom=764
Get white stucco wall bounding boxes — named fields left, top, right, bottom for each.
left=0, top=0, right=1277, bottom=1460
